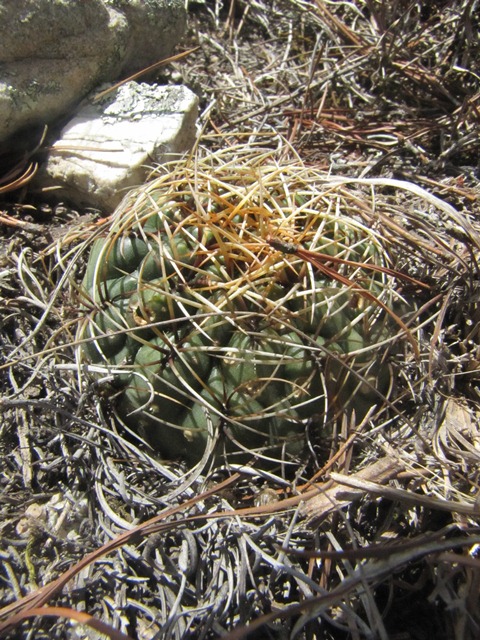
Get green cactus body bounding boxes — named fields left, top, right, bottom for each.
left=78, top=154, right=412, bottom=465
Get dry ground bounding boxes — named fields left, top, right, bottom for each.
left=1, top=1, right=480, bottom=639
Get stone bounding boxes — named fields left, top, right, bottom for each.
left=104, top=0, right=187, bottom=76
left=0, top=0, right=186, bottom=144
left=37, top=82, right=199, bottom=211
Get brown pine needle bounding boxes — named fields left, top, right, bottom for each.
left=92, top=47, right=200, bottom=103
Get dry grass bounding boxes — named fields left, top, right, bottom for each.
left=1, top=1, right=480, bottom=639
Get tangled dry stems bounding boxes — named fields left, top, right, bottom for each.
left=1, top=1, right=479, bottom=639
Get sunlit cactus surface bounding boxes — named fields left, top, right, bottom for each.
left=79, top=150, right=412, bottom=465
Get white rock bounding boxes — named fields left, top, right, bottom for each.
left=39, top=83, right=198, bottom=210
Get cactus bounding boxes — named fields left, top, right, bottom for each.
left=78, top=150, right=417, bottom=466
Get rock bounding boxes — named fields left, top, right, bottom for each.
left=37, top=82, right=198, bottom=211
left=0, top=0, right=186, bottom=144
left=105, top=0, right=187, bottom=76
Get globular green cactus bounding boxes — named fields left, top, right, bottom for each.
left=78, top=150, right=414, bottom=465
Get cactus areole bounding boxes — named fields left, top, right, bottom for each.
left=79, top=152, right=408, bottom=466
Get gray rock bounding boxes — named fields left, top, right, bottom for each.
left=0, top=0, right=186, bottom=143
left=38, top=82, right=198, bottom=210
left=104, top=0, right=187, bottom=75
